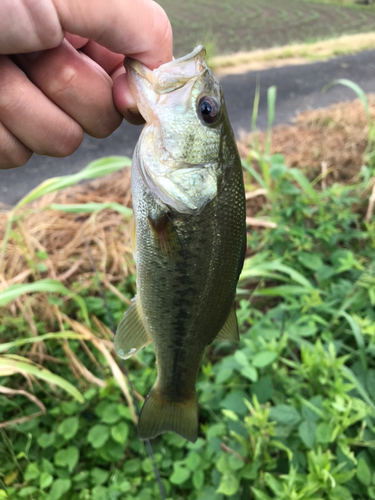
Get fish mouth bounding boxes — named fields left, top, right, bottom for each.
left=125, top=45, right=207, bottom=98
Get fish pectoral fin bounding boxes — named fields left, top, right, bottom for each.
left=114, top=298, right=151, bottom=359
left=148, top=212, right=181, bottom=261
left=214, top=304, right=239, bottom=342
left=138, top=386, right=198, bottom=443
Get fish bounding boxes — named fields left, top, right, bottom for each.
left=115, top=46, right=246, bottom=443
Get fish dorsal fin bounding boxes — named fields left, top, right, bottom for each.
left=215, top=305, right=239, bottom=342
left=114, top=298, right=151, bottom=359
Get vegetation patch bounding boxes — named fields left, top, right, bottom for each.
left=1, top=86, right=375, bottom=499
left=239, top=94, right=375, bottom=189
left=212, top=33, right=375, bottom=74
left=157, top=0, right=375, bottom=58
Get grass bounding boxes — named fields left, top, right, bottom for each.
left=211, top=33, right=375, bottom=74
left=306, top=0, right=375, bottom=6
left=0, top=84, right=375, bottom=499
left=157, top=0, right=375, bottom=58
left=237, top=94, right=375, bottom=185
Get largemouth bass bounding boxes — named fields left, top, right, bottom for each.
left=115, top=46, right=246, bottom=443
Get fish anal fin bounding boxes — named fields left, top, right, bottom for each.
left=114, top=298, right=151, bottom=359
left=148, top=213, right=181, bottom=260
left=138, top=386, right=198, bottom=443
left=214, top=305, right=239, bottom=342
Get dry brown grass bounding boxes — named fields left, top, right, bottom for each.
left=238, top=95, right=375, bottom=184
left=213, top=33, right=375, bottom=75
left=0, top=169, right=138, bottom=421
left=0, top=168, right=134, bottom=331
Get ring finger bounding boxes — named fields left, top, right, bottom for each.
left=0, top=55, right=83, bottom=158
left=15, top=39, right=122, bottom=138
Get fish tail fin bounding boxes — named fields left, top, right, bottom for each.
left=138, top=385, right=198, bottom=443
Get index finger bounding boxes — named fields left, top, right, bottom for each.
left=0, top=0, right=172, bottom=69
left=55, top=0, right=173, bottom=68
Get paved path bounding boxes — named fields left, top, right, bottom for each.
left=1, top=49, right=375, bottom=206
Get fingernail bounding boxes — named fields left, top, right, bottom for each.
left=23, top=51, right=43, bottom=61
left=123, top=108, right=145, bottom=126
left=128, top=107, right=140, bottom=116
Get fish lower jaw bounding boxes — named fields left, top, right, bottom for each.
left=138, top=136, right=219, bottom=215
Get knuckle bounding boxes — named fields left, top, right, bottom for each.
left=89, top=112, right=122, bottom=139
left=52, top=122, right=83, bottom=157
left=35, top=29, right=64, bottom=51
left=46, top=62, right=78, bottom=98
left=24, top=2, right=64, bottom=50
left=35, top=120, right=83, bottom=157
left=0, top=80, right=25, bottom=115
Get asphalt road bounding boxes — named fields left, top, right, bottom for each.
left=1, top=49, right=375, bottom=206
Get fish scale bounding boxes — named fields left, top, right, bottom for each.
left=115, top=46, right=246, bottom=442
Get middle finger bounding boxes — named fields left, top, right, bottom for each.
left=15, top=39, right=122, bottom=138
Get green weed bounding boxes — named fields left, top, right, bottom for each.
left=158, top=0, right=375, bottom=57
left=1, top=87, right=375, bottom=499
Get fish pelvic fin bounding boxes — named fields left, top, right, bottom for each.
left=214, top=304, right=239, bottom=342
left=114, top=297, right=151, bottom=359
left=138, top=386, right=198, bottom=443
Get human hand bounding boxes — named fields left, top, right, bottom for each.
left=0, top=0, right=172, bottom=169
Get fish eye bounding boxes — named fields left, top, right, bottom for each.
left=198, top=96, right=220, bottom=124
